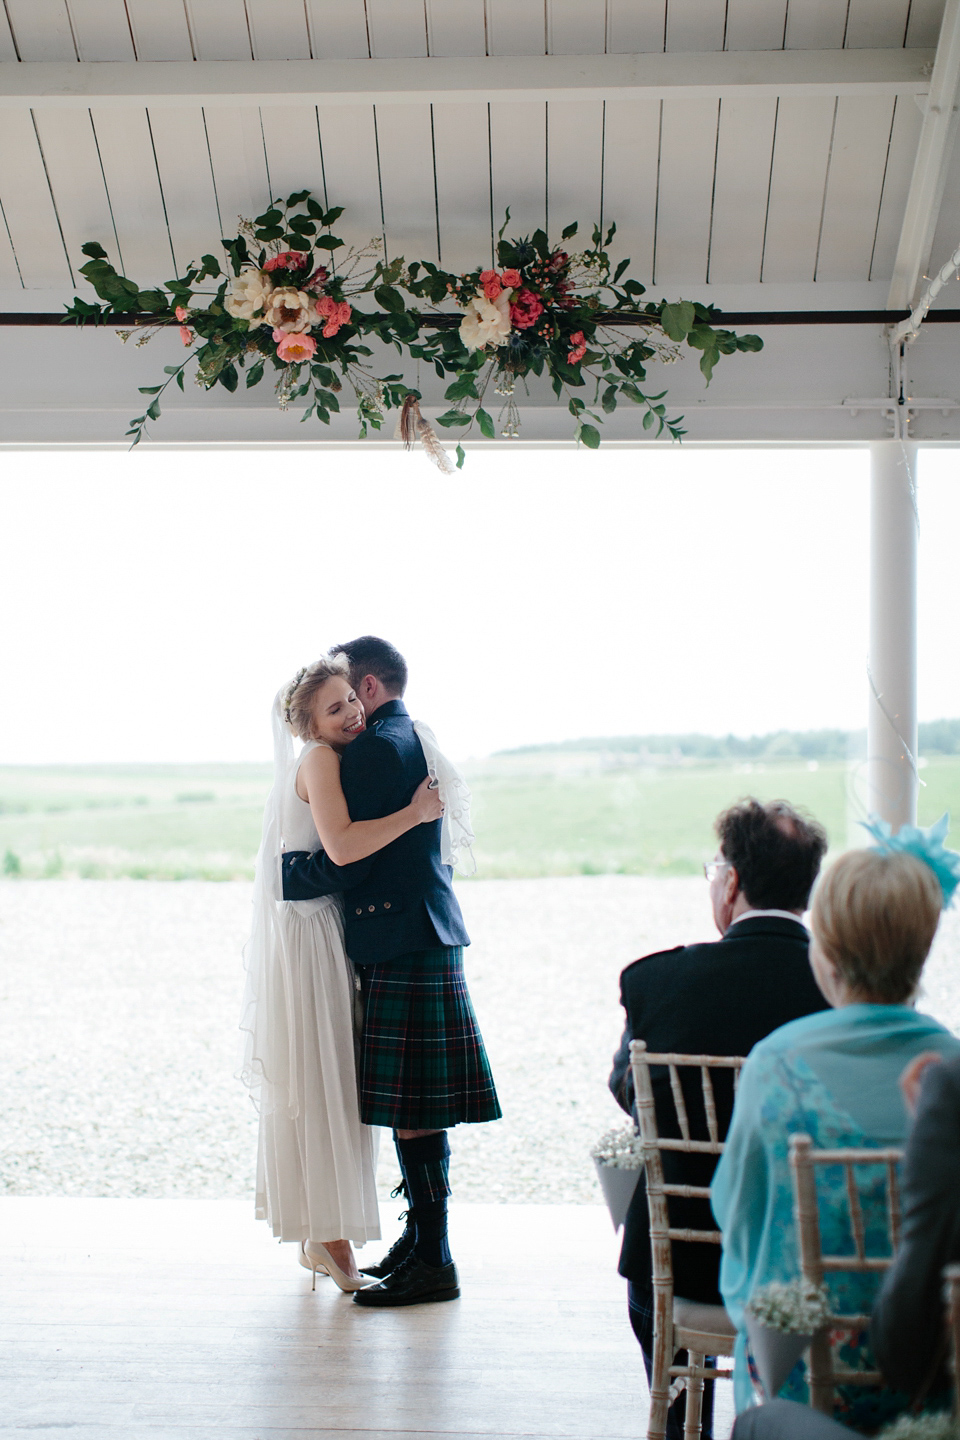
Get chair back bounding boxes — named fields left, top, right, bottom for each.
left=629, top=1040, right=745, bottom=1291
left=789, top=1133, right=904, bottom=1413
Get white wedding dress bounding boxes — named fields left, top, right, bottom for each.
left=240, top=729, right=380, bottom=1246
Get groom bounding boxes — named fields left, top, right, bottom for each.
left=282, top=635, right=501, bottom=1307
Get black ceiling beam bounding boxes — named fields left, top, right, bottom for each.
left=2, top=310, right=960, bottom=327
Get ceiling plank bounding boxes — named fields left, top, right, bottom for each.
left=258, top=105, right=326, bottom=209
left=605, top=0, right=666, bottom=53
left=707, top=95, right=779, bottom=283
left=906, top=0, right=948, bottom=47
left=815, top=95, right=898, bottom=279
left=547, top=0, right=607, bottom=56
left=314, top=103, right=385, bottom=257
left=844, top=0, right=912, bottom=49
left=724, top=0, right=789, bottom=52
left=869, top=97, right=924, bottom=280
left=365, top=0, right=429, bottom=58
left=599, top=96, right=661, bottom=284
left=186, top=0, right=253, bottom=61
left=486, top=0, right=546, bottom=56
left=652, top=95, right=719, bottom=285
left=0, top=51, right=936, bottom=108
left=545, top=99, right=604, bottom=238
left=375, top=103, right=440, bottom=265
left=887, top=0, right=960, bottom=307
left=489, top=99, right=547, bottom=238
left=31, top=108, right=121, bottom=282
left=147, top=108, right=225, bottom=275
left=425, top=0, right=487, bottom=57
left=67, top=0, right=137, bottom=61
left=432, top=99, right=493, bottom=272
left=666, top=0, right=726, bottom=51
left=126, top=0, right=195, bottom=61
left=305, top=0, right=370, bottom=59
left=759, top=94, right=837, bottom=282
left=4, top=0, right=76, bottom=61
left=246, top=0, right=312, bottom=60
left=0, top=109, right=73, bottom=286
left=783, top=0, right=849, bottom=50
left=202, top=106, right=272, bottom=239
left=88, top=107, right=178, bottom=280
left=0, top=4, right=18, bottom=62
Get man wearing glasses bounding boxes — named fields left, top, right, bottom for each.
left=609, top=798, right=830, bottom=1440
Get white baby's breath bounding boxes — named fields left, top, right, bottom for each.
left=591, top=1123, right=645, bottom=1169
left=746, top=1279, right=832, bottom=1334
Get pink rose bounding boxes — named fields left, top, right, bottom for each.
left=175, top=305, right=189, bottom=322
left=322, top=301, right=351, bottom=338
left=276, top=331, right=317, bottom=364
left=305, top=265, right=329, bottom=292
left=501, top=268, right=521, bottom=288
left=567, top=331, right=587, bottom=364
left=315, top=295, right=337, bottom=319
left=179, top=325, right=192, bottom=346
left=510, top=288, right=544, bottom=330
left=480, top=268, right=502, bottom=300
left=264, top=251, right=308, bottom=272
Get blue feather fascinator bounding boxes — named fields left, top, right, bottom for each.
left=860, top=812, right=960, bottom=909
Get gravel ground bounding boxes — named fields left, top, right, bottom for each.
left=1, top=878, right=959, bottom=1205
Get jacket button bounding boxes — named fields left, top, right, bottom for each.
left=383, top=901, right=391, bottom=910
left=355, top=907, right=362, bottom=916
left=368, top=904, right=376, bottom=912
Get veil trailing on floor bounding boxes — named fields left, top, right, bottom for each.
left=237, top=691, right=301, bottom=1117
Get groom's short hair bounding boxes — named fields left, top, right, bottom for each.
left=333, top=635, right=408, bottom=696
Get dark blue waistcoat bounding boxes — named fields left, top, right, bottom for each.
left=281, top=699, right=470, bottom=966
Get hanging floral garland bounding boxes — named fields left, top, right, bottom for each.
left=401, top=214, right=763, bottom=467
left=65, top=190, right=416, bottom=445
left=65, top=195, right=762, bottom=462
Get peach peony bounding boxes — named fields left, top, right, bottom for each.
left=263, top=287, right=314, bottom=334
left=501, top=268, right=521, bottom=288
left=276, top=332, right=317, bottom=364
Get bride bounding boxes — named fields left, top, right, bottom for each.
left=239, top=653, right=443, bottom=1290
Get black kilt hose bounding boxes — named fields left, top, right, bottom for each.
left=358, top=946, right=502, bottom=1130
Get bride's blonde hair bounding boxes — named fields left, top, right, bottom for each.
left=282, top=653, right=350, bottom=740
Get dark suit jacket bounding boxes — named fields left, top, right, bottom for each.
left=870, top=1053, right=960, bottom=1401
left=609, top=915, right=828, bottom=1301
left=281, top=699, right=470, bottom=966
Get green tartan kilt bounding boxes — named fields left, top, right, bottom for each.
left=358, top=946, right=502, bottom=1130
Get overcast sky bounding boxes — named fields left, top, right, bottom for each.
left=1, top=444, right=956, bottom=764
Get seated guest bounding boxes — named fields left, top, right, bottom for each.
left=609, top=798, right=830, bottom=1440
left=733, top=1049, right=960, bottom=1440
left=712, top=825, right=960, bottom=1429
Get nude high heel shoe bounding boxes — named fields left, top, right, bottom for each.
left=300, top=1240, right=372, bottom=1293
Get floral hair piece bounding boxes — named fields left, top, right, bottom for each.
left=283, top=666, right=309, bottom=725
left=860, top=812, right=960, bottom=909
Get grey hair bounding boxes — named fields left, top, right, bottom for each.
left=282, top=653, right=351, bottom=740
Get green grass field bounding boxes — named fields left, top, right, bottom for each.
left=2, top=752, right=959, bottom=881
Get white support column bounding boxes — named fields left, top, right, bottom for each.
left=866, top=440, right=919, bottom=830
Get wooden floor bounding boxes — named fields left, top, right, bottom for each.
left=0, top=1198, right=684, bottom=1439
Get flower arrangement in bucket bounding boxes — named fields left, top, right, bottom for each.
left=591, top=1123, right=646, bottom=1231
left=402, top=212, right=763, bottom=464
left=745, top=1279, right=832, bottom=1400
left=64, top=191, right=416, bottom=445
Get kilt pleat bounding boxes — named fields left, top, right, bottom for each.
left=358, top=946, right=502, bottom=1130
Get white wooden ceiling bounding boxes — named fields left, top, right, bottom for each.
left=2, top=0, right=960, bottom=445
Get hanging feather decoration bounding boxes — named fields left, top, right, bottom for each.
left=395, top=394, right=456, bottom=475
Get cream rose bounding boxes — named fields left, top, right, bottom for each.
left=224, top=269, right=272, bottom=321
left=459, top=289, right=512, bottom=352
left=263, top=287, right=314, bottom=335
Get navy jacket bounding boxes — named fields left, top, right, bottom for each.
left=609, top=916, right=828, bottom=1300
left=281, top=699, right=470, bottom=966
